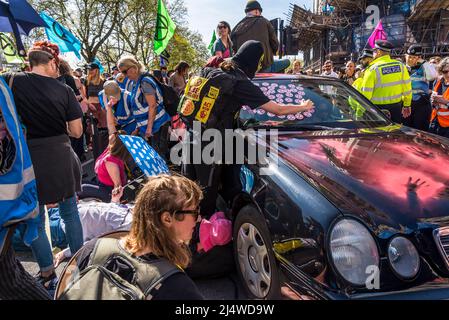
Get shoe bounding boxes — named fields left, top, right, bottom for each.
left=35, top=272, right=58, bottom=292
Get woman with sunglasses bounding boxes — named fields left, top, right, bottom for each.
left=430, top=57, right=449, bottom=138
left=117, top=56, right=171, bottom=158
left=212, top=21, right=233, bottom=59
left=70, top=175, right=204, bottom=300
left=1, top=41, right=84, bottom=292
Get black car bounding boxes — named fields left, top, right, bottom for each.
left=230, top=74, right=449, bottom=300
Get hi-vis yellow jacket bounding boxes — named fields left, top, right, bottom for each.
left=360, top=55, right=412, bottom=107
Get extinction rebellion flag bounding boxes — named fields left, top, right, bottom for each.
left=0, top=33, right=24, bottom=64
left=40, top=12, right=82, bottom=59
left=154, top=0, right=176, bottom=55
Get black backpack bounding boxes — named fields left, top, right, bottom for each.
left=143, top=73, right=180, bottom=117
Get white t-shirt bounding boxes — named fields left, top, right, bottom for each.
left=61, top=202, right=133, bottom=257
left=321, top=71, right=339, bottom=78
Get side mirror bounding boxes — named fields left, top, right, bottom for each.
left=381, top=109, right=391, bottom=119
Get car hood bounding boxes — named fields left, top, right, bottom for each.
left=271, top=127, right=449, bottom=233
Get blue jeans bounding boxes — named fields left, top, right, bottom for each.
left=261, top=59, right=291, bottom=73
left=30, top=196, right=83, bottom=272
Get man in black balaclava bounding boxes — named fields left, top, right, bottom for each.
left=181, top=40, right=315, bottom=220
left=231, top=40, right=265, bottom=79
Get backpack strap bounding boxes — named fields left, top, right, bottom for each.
left=8, top=72, right=15, bottom=89
left=88, top=238, right=182, bottom=299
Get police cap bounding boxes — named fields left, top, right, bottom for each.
left=359, top=49, right=374, bottom=60
left=406, top=44, right=422, bottom=56
left=374, top=40, right=394, bottom=52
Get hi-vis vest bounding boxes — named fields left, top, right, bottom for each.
left=131, top=75, right=170, bottom=135
left=0, top=77, right=39, bottom=253
left=360, top=55, right=412, bottom=107
left=99, top=89, right=136, bottom=134
left=179, top=67, right=242, bottom=129
left=431, top=79, right=449, bottom=127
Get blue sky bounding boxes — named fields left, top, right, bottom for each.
left=184, top=0, right=313, bottom=46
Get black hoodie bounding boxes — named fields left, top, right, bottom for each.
left=231, top=40, right=264, bottom=79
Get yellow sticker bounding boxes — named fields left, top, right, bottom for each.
left=184, top=76, right=208, bottom=101
left=180, top=98, right=195, bottom=116
left=195, top=96, right=216, bottom=124
left=208, top=86, right=220, bottom=99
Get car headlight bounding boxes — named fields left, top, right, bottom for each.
left=330, top=219, right=379, bottom=286
left=388, top=237, right=420, bottom=279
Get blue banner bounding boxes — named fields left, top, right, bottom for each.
left=40, top=12, right=81, bottom=59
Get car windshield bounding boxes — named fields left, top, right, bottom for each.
left=239, top=78, right=392, bottom=130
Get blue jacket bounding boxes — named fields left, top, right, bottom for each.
left=131, top=75, right=170, bottom=135
left=98, top=89, right=137, bottom=134
left=0, top=77, right=39, bottom=253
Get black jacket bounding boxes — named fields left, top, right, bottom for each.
left=231, top=16, right=279, bottom=71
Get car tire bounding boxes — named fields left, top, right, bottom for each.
left=233, top=205, right=281, bottom=300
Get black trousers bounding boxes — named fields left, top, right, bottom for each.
left=375, top=102, right=403, bottom=124
left=403, top=96, right=432, bottom=131
left=0, top=227, right=51, bottom=300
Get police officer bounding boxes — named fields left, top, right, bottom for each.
left=404, top=44, right=438, bottom=131
left=180, top=40, right=314, bottom=219
left=360, top=40, right=412, bottom=123
left=353, top=49, right=374, bottom=93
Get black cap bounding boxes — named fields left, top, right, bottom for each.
left=374, top=40, right=394, bottom=52
left=245, top=0, right=262, bottom=13
left=359, top=49, right=374, bottom=60
left=232, top=40, right=264, bottom=79
left=87, top=63, right=100, bottom=70
left=407, top=44, right=422, bottom=56
left=112, top=66, right=118, bottom=71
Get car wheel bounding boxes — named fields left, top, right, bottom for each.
left=233, top=205, right=281, bottom=299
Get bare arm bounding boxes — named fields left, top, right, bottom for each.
left=67, top=118, right=83, bottom=138
left=259, top=100, right=314, bottom=116
left=105, top=98, right=118, bottom=135
left=105, top=161, right=123, bottom=188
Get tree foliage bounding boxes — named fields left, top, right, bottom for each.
left=27, top=0, right=209, bottom=71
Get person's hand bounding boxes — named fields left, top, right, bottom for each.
left=54, top=250, right=69, bottom=268
left=106, top=96, right=118, bottom=110
left=402, top=107, right=412, bottom=118
left=131, top=128, right=139, bottom=136
left=111, top=186, right=123, bottom=203
left=301, top=99, right=315, bottom=112
left=145, top=127, right=153, bottom=139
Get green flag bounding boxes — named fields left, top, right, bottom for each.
left=208, top=30, right=217, bottom=55
left=154, top=0, right=176, bottom=55
left=0, top=33, right=24, bottom=64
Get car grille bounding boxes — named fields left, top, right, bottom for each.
left=434, top=227, right=449, bottom=268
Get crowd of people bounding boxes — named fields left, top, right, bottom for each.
left=2, top=0, right=449, bottom=301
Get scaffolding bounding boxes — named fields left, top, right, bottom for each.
left=290, top=0, right=449, bottom=70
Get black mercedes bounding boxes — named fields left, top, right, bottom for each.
left=230, top=74, right=449, bottom=300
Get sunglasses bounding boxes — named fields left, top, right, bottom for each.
left=121, top=67, right=132, bottom=75
left=173, top=208, right=201, bottom=222
left=218, top=25, right=227, bottom=29
left=443, top=70, right=449, bottom=74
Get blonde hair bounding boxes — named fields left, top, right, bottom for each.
left=104, top=80, right=121, bottom=100
left=87, top=68, right=104, bottom=86
left=117, top=55, right=144, bottom=74
left=124, top=175, right=203, bottom=268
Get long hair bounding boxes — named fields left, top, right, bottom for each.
left=108, top=130, right=130, bottom=161
left=86, top=68, right=104, bottom=86
left=174, top=61, right=190, bottom=75
left=217, top=21, right=233, bottom=51
left=58, top=58, right=72, bottom=77
left=124, top=175, right=203, bottom=268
